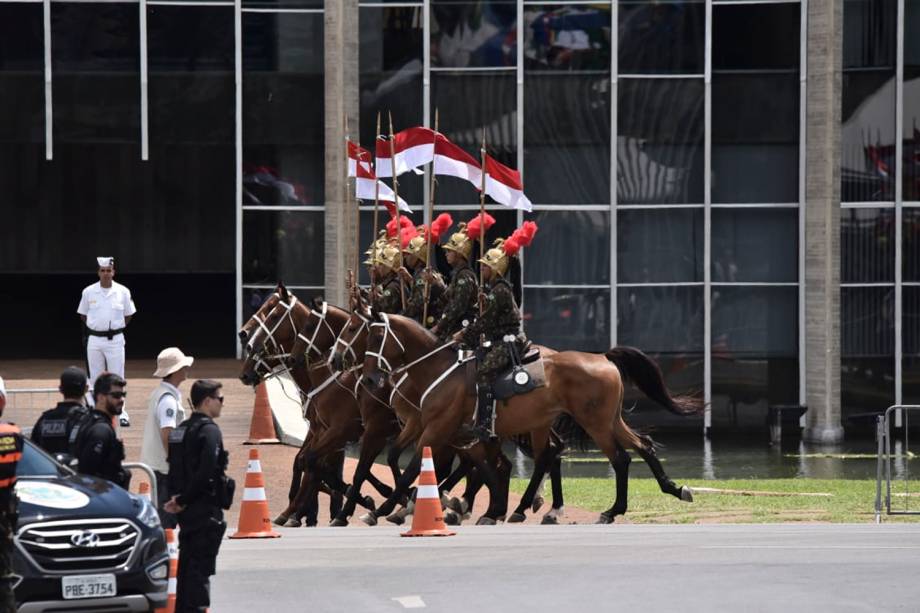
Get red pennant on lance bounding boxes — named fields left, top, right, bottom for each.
left=347, top=140, right=372, bottom=178
left=375, top=127, right=436, bottom=178
left=354, top=155, right=412, bottom=212
left=484, top=154, right=533, bottom=211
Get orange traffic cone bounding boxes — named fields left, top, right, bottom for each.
left=154, top=528, right=178, bottom=613
left=401, top=447, right=455, bottom=537
left=138, top=481, right=152, bottom=501
left=230, top=449, right=281, bottom=539
left=245, top=382, right=281, bottom=445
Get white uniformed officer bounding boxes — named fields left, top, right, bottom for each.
left=77, top=257, right=137, bottom=426
left=140, top=347, right=193, bottom=528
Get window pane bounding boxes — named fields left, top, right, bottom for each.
left=243, top=211, right=325, bottom=286
left=906, top=209, right=920, bottom=281
left=712, top=3, right=800, bottom=71
left=617, top=78, right=704, bottom=204
left=0, top=5, right=43, bottom=143
left=904, top=1, right=920, bottom=200
left=523, top=211, right=609, bottom=285
left=617, top=285, right=703, bottom=353
left=711, top=357, right=798, bottom=430
left=431, top=72, right=516, bottom=204
left=841, top=286, right=894, bottom=416
left=52, top=4, right=139, bottom=143
left=711, top=208, right=798, bottom=283
left=243, top=13, right=324, bottom=206
left=618, top=1, right=704, bottom=75
left=431, top=1, right=517, bottom=68
left=841, top=0, right=897, bottom=201
left=618, top=208, right=703, bottom=283
left=524, top=5, right=611, bottom=71
left=712, top=286, right=797, bottom=357
left=243, top=287, right=325, bottom=322
left=524, top=287, right=610, bottom=352
left=841, top=208, right=894, bottom=283
left=360, top=7, right=423, bottom=146
left=905, top=287, right=920, bottom=404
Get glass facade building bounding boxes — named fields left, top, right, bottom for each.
left=0, top=0, right=915, bottom=435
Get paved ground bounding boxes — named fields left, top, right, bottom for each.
left=213, top=524, right=920, bottom=612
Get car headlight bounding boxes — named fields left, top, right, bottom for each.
left=135, top=495, right=161, bottom=529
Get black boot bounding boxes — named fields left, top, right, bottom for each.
left=474, top=385, right=496, bottom=442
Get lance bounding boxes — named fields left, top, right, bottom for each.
left=388, top=111, right=407, bottom=311
left=478, top=127, right=488, bottom=316
left=422, top=108, right=439, bottom=327
left=371, top=112, right=381, bottom=301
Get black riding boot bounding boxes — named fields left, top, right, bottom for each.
left=474, top=385, right=496, bottom=442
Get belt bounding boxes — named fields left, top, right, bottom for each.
left=87, top=327, right=126, bottom=340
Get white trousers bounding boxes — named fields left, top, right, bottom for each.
left=86, top=337, right=129, bottom=419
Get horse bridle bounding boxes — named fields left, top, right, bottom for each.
left=246, top=294, right=301, bottom=379
left=294, top=301, right=339, bottom=363
left=331, top=311, right=370, bottom=367
left=367, top=314, right=457, bottom=376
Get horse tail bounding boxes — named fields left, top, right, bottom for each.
left=605, top=346, right=704, bottom=416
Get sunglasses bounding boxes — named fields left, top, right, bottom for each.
left=107, top=391, right=127, bottom=399
left=213, top=396, right=224, bottom=404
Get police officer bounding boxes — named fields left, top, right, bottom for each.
left=0, top=375, right=23, bottom=612
left=77, top=256, right=136, bottom=427
left=165, top=380, right=234, bottom=613
left=31, top=366, right=89, bottom=458
left=140, top=348, right=194, bottom=528
left=72, top=373, right=131, bottom=489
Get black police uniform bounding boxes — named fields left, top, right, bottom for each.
left=168, top=412, right=233, bottom=613
left=0, top=423, right=23, bottom=612
left=71, top=410, right=130, bottom=489
left=31, top=401, right=87, bottom=456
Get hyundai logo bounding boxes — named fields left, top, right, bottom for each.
left=70, top=530, right=101, bottom=548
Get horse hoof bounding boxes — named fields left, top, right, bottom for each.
left=304, top=520, right=318, bottom=528
left=360, top=513, right=377, bottom=526
left=273, top=515, right=290, bottom=526
left=386, top=512, right=406, bottom=525
left=595, top=513, right=614, bottom=525
left=531, top=496, right=545, bottom=514
left=329, top=517, right=349, bottom=527
left=444, top=510, right=460, bottom=526
left=680, top=486, right=694, bottom=502
left=441, top=493, right=451, bottom=508
left=283, top=517, right=302, bottom=528
left=507, top=512, right=526, bottom=523
left=364, top=495, right=377, bottom=511
left=476, top=516, right=497, bottom=526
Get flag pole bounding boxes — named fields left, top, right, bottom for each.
left=345, top=114, right=358, bottom=285
left=371, top=111, right=381, bottom=300
left=422, top=108, right=439, bottom=327
left=478, top=127, right=487, bottom=315
left=388, top=111, right=407, bottom=311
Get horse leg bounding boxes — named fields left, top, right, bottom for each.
left=365, top=452, right=422, bottom=525
left=541, top=455, right=565, bottom=524
left=332, top=433, right=388, bottom=526
left=634, top=445, right=693, bottom=502
left=328, top=451, right=345, bottom=519
left=597, top=447, right=631, bottom=524
left=508, top=442, right=554, bottom=523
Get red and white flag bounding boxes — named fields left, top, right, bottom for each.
left=484, top=154, right=533, bottom=211
left=375, top=127, right=436, bottom=177
left=347, top=140, right=372, bottom=177
left=433, top=134, right=482, bottom=189
left=354, top=159, right=411, bottom=212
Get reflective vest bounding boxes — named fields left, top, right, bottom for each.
left=0, top=423, right=23, bottom=490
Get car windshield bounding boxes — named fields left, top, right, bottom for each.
left=16, top=440, right=69, bottom=478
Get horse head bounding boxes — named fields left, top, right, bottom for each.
left=289, top=298, right=349, bottom=369
left=330, top=306, right=372, bottom=372
left=238, top=287, right=306, bottom=387
left=238, top=282, right=286, bottom=349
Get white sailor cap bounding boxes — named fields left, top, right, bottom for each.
left=96, top=257, right=114, bottom=268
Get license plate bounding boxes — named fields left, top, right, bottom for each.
left=61, top=574, right=117, bottom=600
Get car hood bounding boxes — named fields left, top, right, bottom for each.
left=15, top=475, right=141, bottom=524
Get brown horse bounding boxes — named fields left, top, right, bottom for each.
left=330, top=309, right=570, bottom=524
left=358, top=312, right=701, bottom=524
left=239, top=290, right=389, bottom=526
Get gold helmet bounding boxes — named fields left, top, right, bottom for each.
left=376, top=243, right=402, bottom=272
left=363, top=230, right=388, bottom=265
left=403, top=233, right=429, bottom=263
left=442, top=213, right=495, bottom=260
left=478, top=221, right=538, bottom=277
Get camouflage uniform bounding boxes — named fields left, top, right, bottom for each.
left=462, top=278, right=525, bottom=386
left=434, top=264, right=479, bottom=341
left=404, top=266, right=446, bottom=328
left=372, top=274, right=405, bottom=314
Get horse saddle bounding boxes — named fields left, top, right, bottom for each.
left=493, top=350, right=546, bottom=400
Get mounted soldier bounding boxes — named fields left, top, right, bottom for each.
left=457, top=222, right=538, bottom=441
left=430, top=213, right=495, bottom=342
left=399, top=213, right=453, bottom=328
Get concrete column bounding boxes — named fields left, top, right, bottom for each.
left=324, top=0, right=360, bottom=307
left=804, top=0, right=845, bottom=444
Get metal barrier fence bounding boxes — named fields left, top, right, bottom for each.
left=875, top=405, right=919, bottom=523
